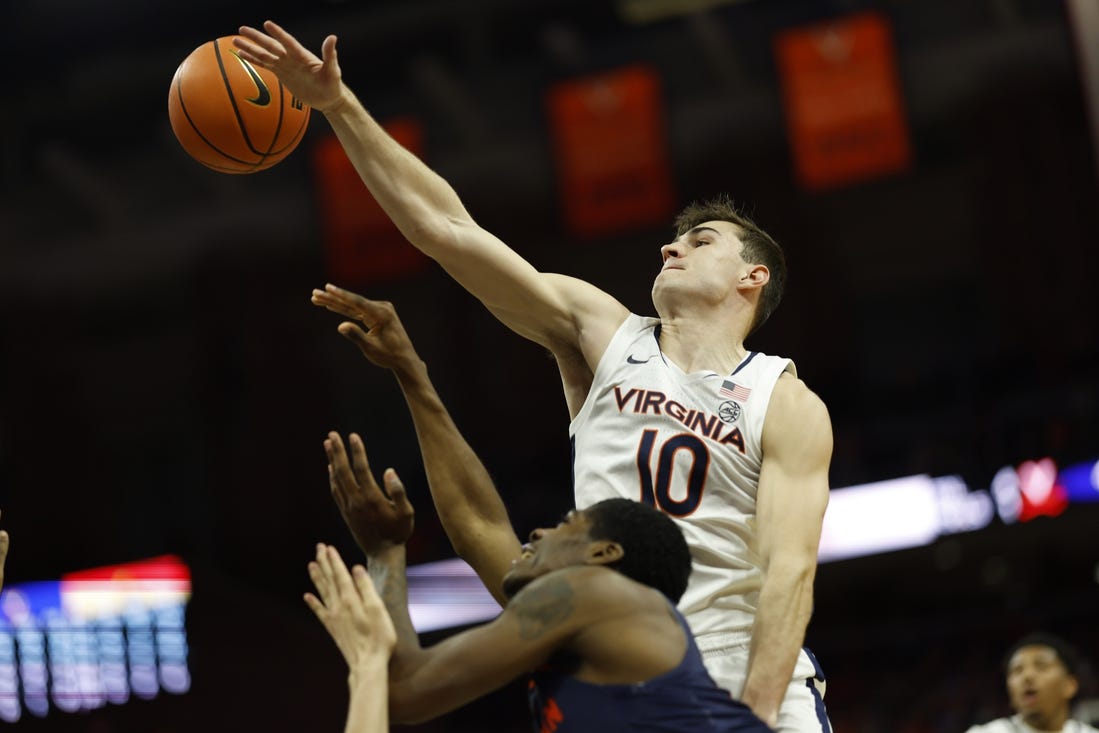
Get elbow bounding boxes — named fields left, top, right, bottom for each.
left=388, top=682, right=433, bottom=725
left=761, top=554, right=817, bottom=588
left=400, top=207, right=472, bottom=253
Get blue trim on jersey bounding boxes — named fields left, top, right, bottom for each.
left=803, top=647, right=826, bottom=682
left=802, top=646, right=830, bottom=732
left=804, top=677, right=830, bottom=733
left=730, top=351, right=758, bottom=376
left=652, top=323, right=671, bottom=367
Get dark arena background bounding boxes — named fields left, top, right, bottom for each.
left=2, top=1, right=1098, bottom=731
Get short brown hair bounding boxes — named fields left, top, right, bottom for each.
left=673, top=195, right=786, bottom=334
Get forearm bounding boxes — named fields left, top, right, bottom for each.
left=366, top=544, right=422, bottom=675
left=392, top=361, right=514, bottom=551
left=742, top=562, right=816, bottom=725
left=344, top=662, right=388, bottom=733
left=323, top=85, right=470, bottom=249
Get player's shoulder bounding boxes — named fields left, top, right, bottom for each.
left=544, top=566, right=664, bottom=610
left=770, top=372, right=829, bottom=420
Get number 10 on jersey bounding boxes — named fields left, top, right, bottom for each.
left=636, top=429, right=710, bottom=517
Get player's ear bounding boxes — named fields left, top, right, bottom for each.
left=739, top=263, right=769, bottom=291
left=586, top=540, right=624, bottom=566
left=1061, top=674, right=1079, bottom=702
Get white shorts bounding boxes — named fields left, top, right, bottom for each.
left=696, top=632, right=832, bottom=733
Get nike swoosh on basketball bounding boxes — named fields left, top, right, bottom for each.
left=626, top=354, right=655, bottom=364
left=231, top=51, right=272, bottom=106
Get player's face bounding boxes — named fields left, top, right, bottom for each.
left=501, top=510, right=596, bottom=598
left=1006, top=645, right=1077, bottom=728
left=652, top=220, right=752, bottom=309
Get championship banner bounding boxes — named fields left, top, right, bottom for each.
left=547, top=66, right=675, bottom=238
left=775, top=12, right=912, bottom=191
left=313, top=118, right=430, bottom=284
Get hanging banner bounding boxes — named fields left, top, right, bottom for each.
left=547, top=66, right=675, bottom=238
left=775, top=12, right=912, bottom=191
left=313, top=118, right=430, bottom=284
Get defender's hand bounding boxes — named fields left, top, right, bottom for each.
left=325, top=432, right=414, bottom=554
left=312, top=285, right=422, bottom=372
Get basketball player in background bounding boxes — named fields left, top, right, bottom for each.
left=965, top=633, right=1098, bottom=733
left=236, top=21, right=832, bottom=730
left=311, top=430, right=772, bottom=732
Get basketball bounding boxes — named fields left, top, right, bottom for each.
left=168, top=36, right=310, bottom=173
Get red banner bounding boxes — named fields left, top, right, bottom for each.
left=775, top=12, right=912, bottom=191
left=313, top=118, right=430, bottom=284
left=547, top=66, right=675, bottom=238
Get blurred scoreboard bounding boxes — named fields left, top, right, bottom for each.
left=0, top=555, right=190, bottom=723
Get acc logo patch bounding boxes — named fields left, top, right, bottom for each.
left=718, top=400, right=741, bottom=423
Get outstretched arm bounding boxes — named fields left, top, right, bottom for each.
left=309, top=543, right=604, bottom=725
left=319, top=321, right=520, bottom=605
left=741, top=377, right=832, bottom=727
left=234, top=22, right=627, bottom=363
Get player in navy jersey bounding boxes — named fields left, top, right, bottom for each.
left=238, top=20, right=833, bottom=730
left=310, top=427, right=771, bottom=732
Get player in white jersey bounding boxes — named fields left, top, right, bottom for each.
left=237, top=20, right=833, bottom=730
left=966, top=633, right=1098, bottom=733
left=571, top=314, right=828, bottom=728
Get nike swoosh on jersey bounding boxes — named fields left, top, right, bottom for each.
left=626, top=354, right=656, bottom=364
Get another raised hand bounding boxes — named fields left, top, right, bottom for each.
left=305, top=544, right=397, bottom=669
left=305, top=543, right=396, bottom=733
left=311, top=285, right=422, bottom=374
left=234, top=20, right=344, bottom=112
left=325, top=432, right=415, bottom=556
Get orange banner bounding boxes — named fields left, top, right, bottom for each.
left=775, top=12, right=912, bottom=191
left=547, top=66, right=675, bottom=238
left=313, top=118, right=429, bottom=284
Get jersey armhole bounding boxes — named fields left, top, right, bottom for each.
left=568, top=313, right=646, bottom=434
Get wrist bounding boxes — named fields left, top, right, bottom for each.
left=392, top=357, right=429, bottom=385
left=348, top=660, right=387, bottom=687
left=319, top=84, right=355, bottom=116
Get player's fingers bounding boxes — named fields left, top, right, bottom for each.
left=320, top=34, right=340, bottom=69
left=323, top=284, right=388, bottom=322
left=351, top=565, right=378, bottom=606
left=337, top=323, right=372, bottom=350
left=348, top=434, right=379, bottom=497
left=324, top=440, right=344, bottom=503
left=384, top=469, right=414, bottom=518
left=303, top=592, right=327, bottom=619
left=310, top=290, right=359, bottom=319
left=308, top=557, right=334, bottom=605
left=327, top=432, right=360, bottom=497
left=261, top=20, right=302, bottom=54
left=325, top=546, right=358, bottom=602
left=235, top=27, right=286, bottom=59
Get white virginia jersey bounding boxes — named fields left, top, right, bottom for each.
left=570, top=314, right=796, bottom=637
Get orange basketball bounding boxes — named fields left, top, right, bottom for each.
left=168, top=36, right=310, bottom=173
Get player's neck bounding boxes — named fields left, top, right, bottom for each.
left=656, top=315, right=749, bottom=375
